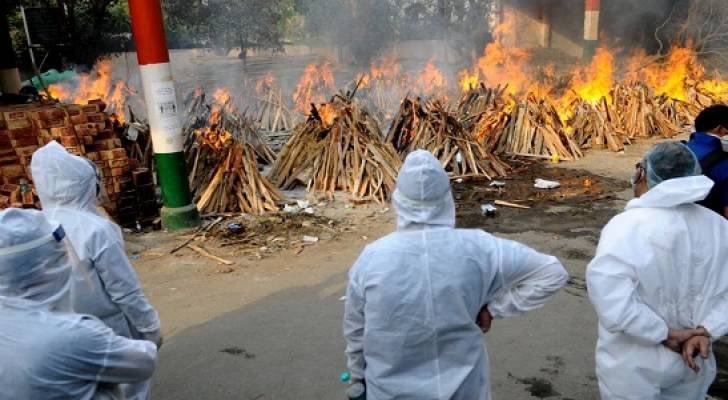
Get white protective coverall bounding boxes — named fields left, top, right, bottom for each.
left=343, top=150, right=568, bottom=400
left=0, top=208, right=157, bottom=400
left=587, top=175, right=728, bottom=400
left=31, top=141, right=161, bottom=400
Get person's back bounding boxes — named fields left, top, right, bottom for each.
left=344, top=150, right=567, bottom=400
left=30, top=141, right=160, bottom=339
left=685, top=104, right=728, bottom=218
left=0, top=309, right=155, bottom=399
left=588, top=142, right=728, bottom=399
left=0, top=209, right=157, bottom=400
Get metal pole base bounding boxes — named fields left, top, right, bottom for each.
left=161, top=204, right=200, bottom=231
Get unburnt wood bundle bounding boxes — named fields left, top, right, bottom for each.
left=493, top=95, right=584, bottom=161
left=257, top=87, right=294, bottom=133
left=387, top=97, right=508, bottom=179
left=611, top=84, right=687, bottom=139
left=269, top=95, right=401, bottom=203
left=567, top=98, right=628, bottom=152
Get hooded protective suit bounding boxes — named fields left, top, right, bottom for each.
left=587, top=175, right=728, bottom=400
left=31, top=141, right=161, bottom=399
left=0, top=208, right=157, bottom=400
left=343, top=150, right=568, bottom=400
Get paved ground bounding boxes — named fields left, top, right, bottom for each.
left=127, top=138, right=672, bottom=400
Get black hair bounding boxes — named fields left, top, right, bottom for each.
left=695, top=104, right=728, bottom=132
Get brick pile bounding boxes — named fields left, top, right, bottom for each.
left=0, top=101, right=159, bottom=227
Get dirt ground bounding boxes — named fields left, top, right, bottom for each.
left=122, top=135, right=711, bottom=400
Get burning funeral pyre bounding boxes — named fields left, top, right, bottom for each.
left=184, top=89, right=284, bottom=215
left=269, top=92, right=401, bottom=204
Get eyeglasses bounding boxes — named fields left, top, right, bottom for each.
left=631, top=162, right=644, bottom=185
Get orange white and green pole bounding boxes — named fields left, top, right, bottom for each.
left=583, top=0, right=600, bottom=61
left=128, top=0, right=199, bottom=230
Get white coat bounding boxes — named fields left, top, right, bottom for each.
left=0, top=208, right=157, bottom=400
left=31, top=141, right=161, bottom=399
left=587, top=175, right=728, bottom=400
left=343, top=150, right=568, bottom=400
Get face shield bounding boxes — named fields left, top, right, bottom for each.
left=84, top=158, right=113, bottom=214
left=0, top=210, right=88, bottom=312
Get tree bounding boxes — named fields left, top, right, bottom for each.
left=164, top=0, right=295, bottom=51
left=683, top=0, right=728, bottom=63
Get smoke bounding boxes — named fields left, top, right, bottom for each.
left=600, top=0, right=678, bottom=52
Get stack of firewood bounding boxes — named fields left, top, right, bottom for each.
left=257, top=87, right=294, bottom=133
left=184, top=91, right=283, bottom=214
left=610, top=84, right=687, bottom=139
left=387, top=97, right=509, bottom=179
left=493, top=95, right=584, bottom=160
left=269, top=94, right=401, bottom=203
left=567, top=98, right=628, bottom=152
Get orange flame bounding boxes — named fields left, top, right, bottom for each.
left=414, top=59, right=446, bottom=96
left=318, top=103, right=338, bottom=127
left=212, top=88, right=231, bottom=105
left=47, top=59, right=133, bottom=123
left=475, top=10, right=531, bottom=94
left=292, top=63, right=335, bottom=114
left=570, top=47, right=615, bottom=104
left=640, top=47, right=697, bottom=101
left=255, top=72, right=277, bottom=94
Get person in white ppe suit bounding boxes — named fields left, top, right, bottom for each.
left=343, top=150, right=568, bottom=400
left=587, top=141, right=728, bottom=400
left=31, top=141, right=162, bottom=400
left=0, top=208, right=157, bottom=399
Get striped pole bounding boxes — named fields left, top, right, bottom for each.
left=0, top=2, right=21, bottom=94
left=128, top=0, right=199, bottom=230
left=583, top=0, right=600, bottom=61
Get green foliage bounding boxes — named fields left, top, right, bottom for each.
left=163, top=0, right=296, bottom=50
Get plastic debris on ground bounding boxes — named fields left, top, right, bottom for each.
left=489, top=181, right=506, bottom=188
left=534, top=179, right=561, bottom=189
left=481, top=204, right=497, bottom=216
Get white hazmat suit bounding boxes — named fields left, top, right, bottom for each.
left=31, top=141, right=161, bottom=399
left=343, top=150, right=568, bottom=400
left=587, top=175, right=728, bottom=400
left=0, top=208, right=157, bottom=400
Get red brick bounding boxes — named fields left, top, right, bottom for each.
left=59, top=135, right=78, bottom=147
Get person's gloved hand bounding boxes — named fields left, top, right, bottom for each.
left=141, top=330, right=164, bottom=349
left=345, top=382, right=365, bottom=400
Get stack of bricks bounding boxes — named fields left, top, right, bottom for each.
left=0, top=100, right=154, bottom=227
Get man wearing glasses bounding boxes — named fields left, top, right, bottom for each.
left=588, top=141, right=728, bottom=399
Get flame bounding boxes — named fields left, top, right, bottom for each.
left=108, top=81, right=129, bottom=124
left=414, top=59, right=446, bottom=96
left=369, top=53, right=401, bottom=82
left=639, top=47, right=697, bottom=101
left=318, top=103, right=338, bottom=127
left=292, top=63, right=335, bottom=114
left=255, top=72, right=277, bottom=94
left=459, top=68, right=480, bottom=92
left=212, top=88, right=231, bottom=105
left=570, top=47, right=615, bottom=104
left=356, top=72, right=371, bottom=89
left=47, top=59, right=133, bottom=123
left=698, top=78, right=728, bottom=100
left=47, top=84, right=73, bottom=103
left=475, top=10, right=531, bottom=94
